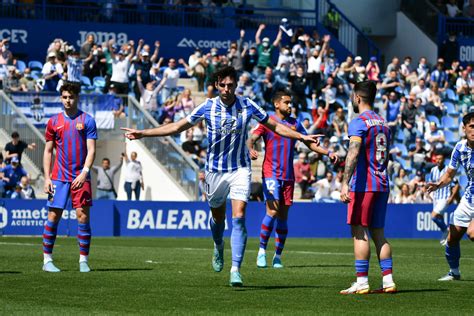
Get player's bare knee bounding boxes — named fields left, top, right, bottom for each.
left=266, top=209, right=278, bottom=218
left=47, top=208, right=62, bottom=222
left=467, top=230, right=474, bottom=241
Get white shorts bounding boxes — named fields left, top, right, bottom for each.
left=205, top=168, right=251, bottom=208
left=433, top=199, right=449, bottom=215
left=452, top=197, right=474, bottom=228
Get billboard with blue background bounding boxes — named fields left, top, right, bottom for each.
left=0, top=199, right=455, bottom=239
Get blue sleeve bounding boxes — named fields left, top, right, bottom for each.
left=296, top=121, right=307, bottom=135
left=448, top=143, right=461, bottom=170
left=248, top=99, right=268, bottom=123
left=348, top=117, right=367, bottom=138
left=186, top=100, right=207, bottom=125
left=86, top=116, right=98, bottom=140
left=430, top=72, right=436, bottom=82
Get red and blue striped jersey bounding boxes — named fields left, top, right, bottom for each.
left=348, top=110, right=390, bottom=192
left=253, top=115, right=307, bottom=181
left=45, top=111, right=98, bottom=182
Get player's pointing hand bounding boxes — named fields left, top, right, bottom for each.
left=301, top=134, right=324, bottom=146
left=121, top=127, right=144, bottom=140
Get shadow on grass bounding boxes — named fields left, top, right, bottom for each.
left=234, top=285, right=322, bottom=291
left=287, top=264, right=352, bottom=268
left=0, top=271, right=21, bottom=274
left=93, top=268, right=153, bottom=272
left=395, top=289, right=448, bottom=294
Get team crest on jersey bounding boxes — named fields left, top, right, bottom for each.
left=76, top=122, right=84, bottom=130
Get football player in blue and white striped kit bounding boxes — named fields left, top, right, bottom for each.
left=123, top=66, right=321, bottom=287
left=427, top=112, right=474, bottom=281
left=429, top=152, right=460, bottom=246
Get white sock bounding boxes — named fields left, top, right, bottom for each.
left=230, top=266, right=239, bottom=273
left=43, top=254, right=53, bottom=265
left=450, top=268, right=460, bottom=275
left=215, top=242, right=224, bottom=251
left=258, top=248, right=266, bottom=256
left=357, top=276, right=368, bottom=284
left=383, top=273, right=394, bottom=285
left=79, top=255, right=88, bottom=263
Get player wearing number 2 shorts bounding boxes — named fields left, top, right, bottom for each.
left=340, top=81, right=396, bottom=294
left=248, top=91, right=338, bottom=269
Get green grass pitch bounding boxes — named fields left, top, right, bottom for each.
left=0, top=237, right=473, bottom=315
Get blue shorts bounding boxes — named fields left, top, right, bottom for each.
left=47, top=180, right=93, bottom=210
left=262, top=177, right=295, bottom=206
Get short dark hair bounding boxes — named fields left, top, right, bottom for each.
left=462, top=112, right=474, bottom=126
left=272, top=90, right=291, bottom=104
left=11, top=131, right=19, bottom=138
left=353, top=80, right=377, bottom=105
left=60, top=81, right=80, bottom=96
left=102, top=158, right=110, bottom=163
left=212, top=66, right=237, bottom=84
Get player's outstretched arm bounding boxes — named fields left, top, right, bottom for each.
left=426, top=168, right=456, bottom=193
left=340, top=137, right=362, bottom=203
left=263, top=118, right=322, bottom=145
left=304, top=141, right=339, bottom=164
left=122, top=118, right=194, bottom=140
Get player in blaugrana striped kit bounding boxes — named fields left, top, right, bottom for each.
left=123, top=66, right=321, bottom=287
left=429, top=152, right=459, bottom=246
left=427, top=112, right=474, bottom=281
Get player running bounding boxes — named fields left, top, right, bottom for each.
left=340, top=81, right=397, bottom=294
left=427, top=112, right=474, bottom=281
left=42, top=82, right=97, bottom=273
left=122, top=66, right=320, bottom=287
left=248, top=91, right=337, bottom=269
left=429, top=153, right=460, bottom=246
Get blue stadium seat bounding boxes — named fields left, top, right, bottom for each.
left=427, top=115, right=441, bottom=127
left=93, top=76, right=106, bottom=89
left=16, top=60, right=26, bottom=73
left=442, top=116, right=458, bottom=131
left=444, top=101, right=457, bottom=116
left=396, top=129, right=404, bottom=143
left=306, top=98, right=313, bottom=110
left=394, top=143, right=408, bottom=158
left=298, top=111, right=312, bottom=124
left=443, top=130, right=456, bottom=145
left=444, top=88, right=457, bottom=102
left=80, top=76, right=92, bottom=86
left=395, top=157, right=410, bottom=172
left=183, top=168, right=196, bottom=183
left=28, top=60, right=43, bottom=71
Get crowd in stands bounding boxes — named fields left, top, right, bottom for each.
left=432, top=0, right=474, bottom=18
left=0, top=16, right=473, bottom=203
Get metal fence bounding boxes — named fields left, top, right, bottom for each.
left=126, top=96, right=200, bottom=201
left=0, top=91, right=45, bottom=176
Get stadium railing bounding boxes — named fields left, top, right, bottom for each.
left=126, top=95, right=200, bottom=201
left=316, top=0, right=380, bottom=63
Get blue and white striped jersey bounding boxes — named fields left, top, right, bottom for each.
left=449, top=139, right=474, bottom=203
left=67, top=57, right=83, bottom=83
left=430, top=165, right=453, bottom=200
left=186, top=96, right=269, bottom=173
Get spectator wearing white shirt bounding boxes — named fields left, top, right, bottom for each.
left=308, top=34, right=329, bottom=94
left=446, top=0, right=462, bottom=17
left=312, top=172, right=340, bottom=202
left=136, top=69, right=162, bottom=121
left=425, top=122, right=445, bottom=149
left=123, top=150, right=143, bottom=201
left=19, top=176, right=35, bottom=199
left=410, top=79, right=431, bottom=105
left=109, top=40, right=135, bottom=94
left=456, top=70, right=474, bottom=94
left=42, top=52, right=64, bottom=92
left=159, top=58, right=181, bottom=103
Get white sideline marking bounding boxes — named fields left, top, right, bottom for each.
left=0, top=242, right=39, bottom=246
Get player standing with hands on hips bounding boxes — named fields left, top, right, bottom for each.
left=339, top=81, right=397, bottom=294
left=42, top=82, right=97, bottom=273
left=122, top=66, right=321, bottom=287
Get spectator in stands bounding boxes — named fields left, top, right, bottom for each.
left=159, top=58, right=182, bottom=103
left=321, top=76, right=337, bottom=109
left=383, top=92, right=400, bottom=135
left=182, top=129, right=201, bottom=156
left=311, top=98, right=330, bottom=135
left=198, top=170, right=207, bottom=201
left=292, top=34, right=310, bottom=66
left=289, top=65, right=310, bottom=113
left=254, top=23, right=282, bottom=72
left=80, top=34, right=95, bottom=59
left=46, top=38, right=66, bottom=62
left=294, top=152, right=314, bottom=199
left=18, top=175, right=35, bottom=199
left=4, top=131, right=36, bottom=165
left=393, top=169, right=409, bottom=194
left=426, top=82, right=445, bottom=119
left=123, top=150, right=143, bottom=201
left=243, top=46, right=258, bottom=73
left=456, top=70, right=474, bottom=95
left=430, top=62, right=449, bottom=91
left=65, top=50, right=86, bottom=84
left=134, top=39, right=159, bottom=96
left=414, top=183, right=433, bottom=203
left=385, top=57, right=400, bottom=76
left=324, top=49, right=339, bottom=79
left=324, top=7, right=341, bottom=38
left=352, top=56, right=366, bottom=82
left=136, top=69, right=162, bottom=122
left=425, top=122, right=445, bottom=149
left=415, top=113, right=431, bottom=140
left=408, top=137, right=430, bottom=172
left=93, top=156, right=123, bottom=200
left=401, top=95, right=418, bottom=144
left=175, top=88, right=195, bottom=120
left=447, top=59, right=461, bottom=87
left=188, top=48, right=208, bottom=92
left=276, top=45, right=294, bottom=71
left=10, top=185, right=23, bottom=199
left=158, top=95, right=179, bottom=124
left=332, top=107, right=348, bottom=140
left=109, top=40, right=135, bottom=94
left=400, top=56, right=414, bottom=82
left=411, top=78, right=431, bottom=105
left=2, top=156, right=27, bottom=198
left=83, top=45, right=106, bottom=82
left=313, top=171, right=339, bottom=202
left=381, top=70, right=402, bottom=96
left=42, top=52, right=64, bottom=92
left=19, top=68, right=38, bottom=92
left=0, top=39, right=13, bottom=65
left=236, top=72, right=257, bottom=100
left=256, top=66, right=277, bottom=107
left=307, top=35, right=329, bottom=94
left=446, top=0, right=462, bottom=17
left=366, top=56, right=380, bottom=82
left=227, top=29, right=246, bottom=73
left=395, top=183, right=414, bottom=204
left=459, top=85, right=474, bottom=114
left=417, top=57, right=429, bottom=81
left=3, top=66, right=21, bottom=92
